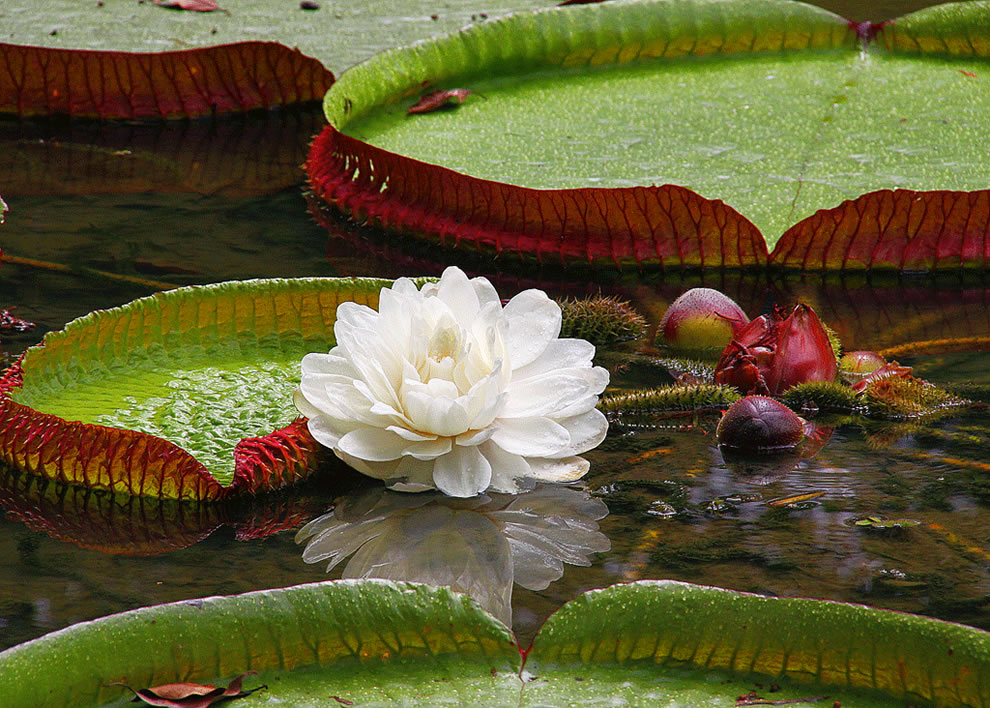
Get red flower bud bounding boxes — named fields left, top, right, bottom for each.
left=714, top=304, right=837, bottom=396
left=765, top=304, right=837, bottom=394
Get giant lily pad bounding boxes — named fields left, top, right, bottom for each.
left=0, top=277, right=408, bottom=501
left=0, top=579, right=986, bottom=706
left=0, top=0, right=556, bottom=84
left=307, top=0, right=990, bottom=270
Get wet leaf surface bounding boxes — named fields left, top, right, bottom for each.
left=312, top=0, right=990, bottom=267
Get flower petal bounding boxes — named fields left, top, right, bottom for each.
left=524, top=456, right=590, bottom=483
left=433, top=445, right=492, bottom=498
left=503, top=289, right=561, bottom=369
left=490, top=417, right=570, bottom=457
left=480, top=441, right=535, bottom=494
left=387, top=456, right=437, bottom=492
left=337, top=427, right=411, bottom=461
left=502, top=370, right=605, bottom=419
left=555, top=408, right=609, bottom=456
left=436, top=266, right=481, bottom=327
left=512, top=339, right=595, bottom=381
left=302, top=407, right=346, bottom=449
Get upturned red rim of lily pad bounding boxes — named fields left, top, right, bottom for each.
left=0, top=277, right=404, bottom=502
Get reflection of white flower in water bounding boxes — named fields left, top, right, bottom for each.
left=293, top=266, right=609, bottom=497
left=296, top=485, right=610, bottom=625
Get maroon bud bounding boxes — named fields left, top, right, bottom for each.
left=716, top=396, right=805, bottom=454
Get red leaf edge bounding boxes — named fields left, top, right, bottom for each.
left=0, top=358, right=323, bottom=501
left=769, top=189, right=990, bottom=271
left=305, top=124, right=769, bottom=268
left=0, top=41, right=334, bottom=119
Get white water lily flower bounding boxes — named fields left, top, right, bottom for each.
left=293, top=266, right=610, bottom=497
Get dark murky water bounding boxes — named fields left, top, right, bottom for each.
left=1, top=0, right=987, bottom=653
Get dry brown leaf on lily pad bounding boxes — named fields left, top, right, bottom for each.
left=149, top=0, right=228, bottom=13
left=407, top=89, right=474, bottom=114
left=109, top=671, right=265, bottom=707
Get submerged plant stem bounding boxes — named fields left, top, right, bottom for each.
left=3, top=253, right=177, bottom=291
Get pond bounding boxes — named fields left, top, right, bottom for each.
left=0, top=0, right=987, bottom=660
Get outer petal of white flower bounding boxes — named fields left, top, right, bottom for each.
left=479, top=441, right=535, bottom=494
left=525, top=456, right=591, bottom=483
left=433, top=444, right=492, bottom=498
left=489, top=417, right=570, bottom=457
left=512, top=339, right=596, bottom=381
left=500, top=369, right=606, bottom=419
left=502, top=289, right=562, bottom=369
left=554, top=408, right=609, bottom=456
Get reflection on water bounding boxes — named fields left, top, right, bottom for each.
left=296, top=484, right=609, bottom=626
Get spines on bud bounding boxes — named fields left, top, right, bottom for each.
left=558, top=296, right=646, bottom=345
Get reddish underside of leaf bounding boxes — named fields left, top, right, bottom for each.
left=306, top=124, right=770, bottom=267
left=770, top=189, right=990, bottom=271
left=0, top=41, right=334, bottom=119
left=0, top=360, right=324, bottom=501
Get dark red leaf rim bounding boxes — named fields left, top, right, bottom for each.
left=771, top=189, right=990, bottom=271
left=305, top=124, right=770, bottom=269
left=0, top=359, right=323, bottom=501
left=0, top=41, right=334, bottom=119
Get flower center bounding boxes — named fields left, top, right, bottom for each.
left=428, top=325, right=460, bottom=363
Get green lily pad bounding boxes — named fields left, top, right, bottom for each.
left=0, top=0, right=556, bottom=76
left=0, top=579, right=986, bottom=706
left=0, top=277, right=403, bottom=500
left=308, top=0, right=990, bottom=268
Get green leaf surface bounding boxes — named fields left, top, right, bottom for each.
left=1, top=579, right=987, bottom=707
left=318, top=0, right=990, bottom=250
left=0, top=0, right=556, bottom=76
left=528, top=580, right=990, bottom=706
left=0, top=277, right=400, bottom=498
left=0, top=579, right=521, bottom=707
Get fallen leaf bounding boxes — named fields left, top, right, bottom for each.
left=110, top=671, right=264, bottom=707
left=150, top=0, right=227, bottom=12
left=408, top=89, right=473, bottom=114
left=766, top=491, right=825, bottom=508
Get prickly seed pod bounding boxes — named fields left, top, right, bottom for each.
left=558, top=296, right=646, bottom=345
left=716, top=396, right=805, bottom=454
left=658, top=288, right=749, bottom=355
